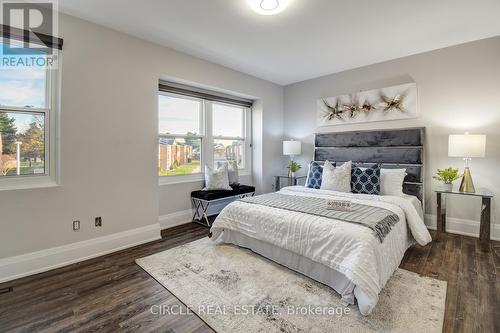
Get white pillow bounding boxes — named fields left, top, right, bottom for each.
left=380, top=168, right=406, bottom=196
left=204, top=164, right=232, bottom=191
left=320, top=160, right=352, bottom=192
left=217, top=161, right=240, bottom=186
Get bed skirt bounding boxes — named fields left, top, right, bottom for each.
left=218, top=229, right=374, bottom=310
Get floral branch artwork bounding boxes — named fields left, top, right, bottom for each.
left=342, top=95, right=359, bottom=119
left=322, top=99, right=344, bottom=121
left=317, top=83, right=417, bottom=126
left=380, top=93, right=406, bottom=113
left=358, top=100, right=378, bottom=113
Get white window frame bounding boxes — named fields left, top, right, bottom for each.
left=0, top=45, right=60, bottom=191
left=209, top=101, right=251, bottom=174
left=159, top=93, right=252, bottom=186
left=158, top=92, right=205, bottom=184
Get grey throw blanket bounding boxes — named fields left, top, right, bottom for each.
left=239, top=193, right=399, bottom=243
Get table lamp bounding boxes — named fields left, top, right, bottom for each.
left=448, top=133, right=486, bottom=193
left=283, top=140, right=302, bottom=177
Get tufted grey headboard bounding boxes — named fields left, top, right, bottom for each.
left=314, top=127, right=425, bottom=205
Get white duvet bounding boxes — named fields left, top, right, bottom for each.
left=210, top=186, right=432, bottom=315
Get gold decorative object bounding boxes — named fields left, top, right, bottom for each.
left=459, top=167, right=475, bottom=193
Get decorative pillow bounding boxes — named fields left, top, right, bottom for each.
left=203, top=164, right=232, bottom=191
left=320, top=161, right=352, bottom=192
left=305, top=161, right=336, bottom=189
left=380, top=168, right=406, bottom=196
left=351, top=164, right=381, bottom=195
left=217, top=161, right=240, bottom=186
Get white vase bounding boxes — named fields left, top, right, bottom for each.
left=442, top=183, right=453, bottom=191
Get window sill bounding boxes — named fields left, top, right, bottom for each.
left=0, top=176, right=59, bottom=192
left=158, top=171, right=252, bottom=186
left=159, top=174, right=204, bottom=186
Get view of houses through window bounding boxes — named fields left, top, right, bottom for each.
left=0, top=41, right=49, bottom=178
left=158, top=92, right=250, bottom=177
left=159, top=137, right=201, bottom=176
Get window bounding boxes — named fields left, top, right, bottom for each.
left=212, top=103, right=246, bottom=169
left=0, top=37, right=59, bottom=189
left=158, top=92, right=251, bottom=183
left=158, top=94, right=203, bottom=176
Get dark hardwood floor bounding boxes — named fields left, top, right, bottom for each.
left=0, top=224, right=498, bottom=333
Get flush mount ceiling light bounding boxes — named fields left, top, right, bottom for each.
left=247, top=0, right=290, bottom=15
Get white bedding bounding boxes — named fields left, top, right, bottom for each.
left=402, top=193, right=424, bottom=220
left=210, top=186, right=432, bottom=315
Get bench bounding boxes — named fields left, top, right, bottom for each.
left=191, top=184, right=255, bottom=227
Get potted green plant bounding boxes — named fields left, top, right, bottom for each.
left=433, top=167, right=462, bottom=191
left=287, top=161, right=302, bottom=178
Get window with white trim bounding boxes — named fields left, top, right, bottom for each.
left=212, top=102, right=247, bottom=169
left=158, top=92, right=252, bottom=183
left=0, top=40, right=58, bottom=183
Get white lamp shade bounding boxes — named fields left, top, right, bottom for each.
left=448, top=134, right=486, bottom=158
left=283, top=140, right=301, bottom=156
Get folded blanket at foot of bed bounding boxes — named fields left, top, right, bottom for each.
left=239, top=192, right=399, bottom=243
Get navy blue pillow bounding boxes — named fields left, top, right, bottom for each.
left=351, top=164, right=381, bottom=195
left=306, top=161, right=335, bottom=189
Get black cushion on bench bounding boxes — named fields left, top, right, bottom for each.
left=191, top=185, right=255, bottom=201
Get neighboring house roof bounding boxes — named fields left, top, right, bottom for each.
left=159, top=138, right=173, bottom=145
left=159, top=138, right=183, bottom=146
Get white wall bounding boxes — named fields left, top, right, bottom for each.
left=284, top=36, right=500, bottom=239
left=0, top=13, right=284, bottom=279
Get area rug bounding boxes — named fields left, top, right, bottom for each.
left=136, top=238, right=446, bottom=333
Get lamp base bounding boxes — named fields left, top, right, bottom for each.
left=459, top=167, right=476, bottom=193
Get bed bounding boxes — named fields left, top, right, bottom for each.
left=210, top=128, right=432, bottom=316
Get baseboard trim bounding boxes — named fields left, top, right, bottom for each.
left=0, top=224, right=161, bottom=284
left=159, top=210, right=193, bottom=230
left=424, top=214, right=500, bottom=241
left=4, top=212, right=494, bottom=284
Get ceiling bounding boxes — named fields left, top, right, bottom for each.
left=58, top=0, right=500, bottom=85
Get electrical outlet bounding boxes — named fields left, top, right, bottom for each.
left=73, top=220, right=80, bottom=232
left=95, top=217, right=102, bottom=227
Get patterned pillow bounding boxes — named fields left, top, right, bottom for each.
left=217, top=161, right=240, bottom=186
left=320, top=161, right=352, bottom=192
left=306, top=161, right=336, bottom=189
left=203, top=164, right=232, bottom=191
left=351, top=164, right=381, bottom=195
left=305, top=161, right=323, bottom=189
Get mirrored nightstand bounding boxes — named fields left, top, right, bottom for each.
left=274, top=176, right=306, bottom=192
left=435, top=188, right=494, bottom=251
